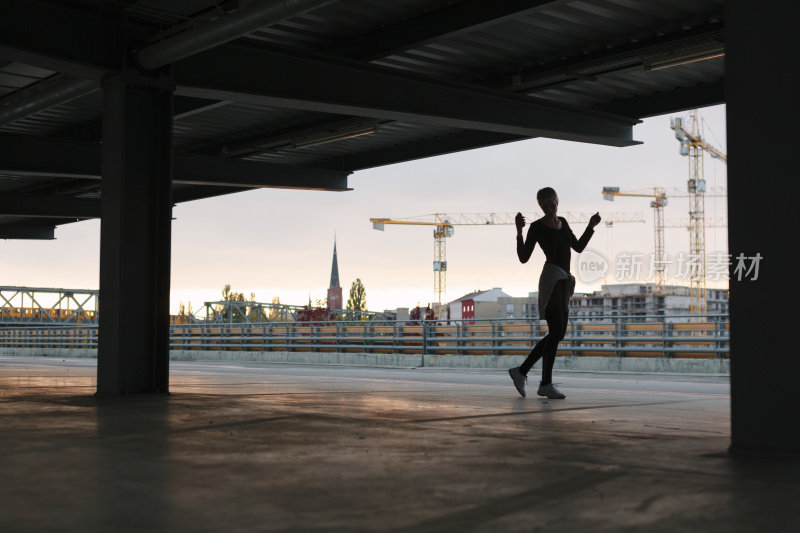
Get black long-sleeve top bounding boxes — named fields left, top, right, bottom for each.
left=516, top=217, right=594, bottom=273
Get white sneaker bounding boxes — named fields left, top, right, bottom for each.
left=537, top=383, right=566, bottom=399
left=508, top=367, right=527, bottom=397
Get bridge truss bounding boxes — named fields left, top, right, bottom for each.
left=0, top=286, right=98, bottom=324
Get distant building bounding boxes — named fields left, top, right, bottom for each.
left=445, top=283, right=728, bottom=324
left=706, top=288, right=730, bottom=315
left=326, top=240, right=343, bottom=310
left=448, top=283, right=729, bottom=323
left=448, top=288, right=511, bottom=323
left=497, top=293, right=539, bottom=319
left=570, top=283, right=728, bottom=321
left=393, top=308, right=409, bottom=321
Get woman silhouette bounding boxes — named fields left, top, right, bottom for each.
left=508, top=187, right=601, bottom=399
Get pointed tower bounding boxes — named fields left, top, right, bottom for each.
left=327, top=239, right=343, bottom=310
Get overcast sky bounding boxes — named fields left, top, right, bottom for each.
left=1, top=104, right=728, bottom=313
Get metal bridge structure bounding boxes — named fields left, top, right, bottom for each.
left=0, top=286, right=98, bottom=324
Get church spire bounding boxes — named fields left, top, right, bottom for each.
left=327, top=237, right=343, bottom=310
left=329, top=238, right=340, bottom=289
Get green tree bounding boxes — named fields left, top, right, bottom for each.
left=221, top=284, right=246, bottom=303
left=347, top=278, right=367, bottom=312
left=267, top=296, right=282, bottom=321
left=217, top=284, right=248, bottom=322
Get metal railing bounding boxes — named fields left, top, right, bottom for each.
left=0, top=314, right=730, bottom=359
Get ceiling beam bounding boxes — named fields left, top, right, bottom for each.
left=171, top=154, right=350, bottom=191
left=0, top=76, right=99, bottom=127
left=494, top=23, right=725, bottom=94
left=0, top=135, right=351, bottom=191
left=324, top=0, right=567, bottom=60
left=595, top=80, right=724, bottom=119
left=0, top=0, right=333, bottom=127
left=0, top=136, right=99, bottom=180
left=319, top=80, right=723, bottom=172
left=135, top=0, right=337, bottom=70
left=58, top=96, right=231, bottom=143
left=173, top=44, right=640, bottom=147
left=0, top=220, right=55, bottom=240
left=326, top=130, right=526, bottom=172
left=172, top=185, right=250, bottom=203
left=0, top=0, right=119, bottom=80
left=0, top=193, right=100, bottom=218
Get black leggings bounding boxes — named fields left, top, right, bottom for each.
left=519, top=279, right=569, bottom=385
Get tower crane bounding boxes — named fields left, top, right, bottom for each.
left=370, top=211, right=646, bottom=321
left=671, top=111, right=728, bottom=314
left=602, top=186, right=727, bottom=296
left=602, top=187, right=668, bottom=294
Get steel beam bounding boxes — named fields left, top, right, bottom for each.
left=136, top=0, right=337, bottom=70
left=595, top=80, right=724, bottom=119
left=317, top=79, right=723, bottom=172
left=0, top=193, right=100, bottom=218
left=0, top=0, right=119, bottom=79
left=172, top=185, right=250, bottom=203
left=59, top=96, right=230, bottom=143
left=172, top=154, right=349, bottom=190
left=0, top=221, right=55, bottom=239
left=491, top=23, right=725, bottom=93
left=0, top=134, right=350, bottom=191
left=1, top=0, right=333, bottom=125
left=0, top=136, right=100, bottom=179
left=329, top=130, right=525, bottom=172
left=173, top=44, right=640, bottom=147
left=0, top=76, right=99, bottom=127
left=325, top=0, right=567, bottom=60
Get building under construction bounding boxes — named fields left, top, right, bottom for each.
left=445, top=284, right=728, bottom=324
left=570, top=284, right=729, bottom=321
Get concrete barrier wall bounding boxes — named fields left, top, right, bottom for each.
left=0, top=347, right=98, bottom=358
left=0, top=347, right=730, bottom=374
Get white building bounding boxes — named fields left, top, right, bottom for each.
left=448, top=288, right=510, bottom=323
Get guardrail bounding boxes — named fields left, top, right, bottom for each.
left=0, top=315, right=730, bottom=359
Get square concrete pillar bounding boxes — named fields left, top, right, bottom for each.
left=97, top=75, right=173, bottom=395
left=726, top=2, right=800, bottom=454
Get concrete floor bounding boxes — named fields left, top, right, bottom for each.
left=0, top=356, right=797, bottom=532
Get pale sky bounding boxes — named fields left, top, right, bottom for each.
left=1, top=104, right=728, bottom=314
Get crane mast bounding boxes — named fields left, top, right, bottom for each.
left=602, top=187, right=668, bottom=294
left=603, top=185, right=727, bottom=298
left=432, top=214, right=453, bottom=320
left=671, top=111, right=727, bottom=315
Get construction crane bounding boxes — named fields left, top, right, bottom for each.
left=664, top=217, right=727, bottom=229
left=602, top=186, right=727, bottom=296
left=671, top=111, right=728, bottom=314
left=602, top=187, right=668, bottom=294
left=370, top=211, right=646, bottom=321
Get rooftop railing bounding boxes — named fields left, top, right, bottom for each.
left=0, top=314, right=730, bottom=359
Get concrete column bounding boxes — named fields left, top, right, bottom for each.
left=726, top=2, right=800, bottom=454
left=97, top=75, right=173, bottom=395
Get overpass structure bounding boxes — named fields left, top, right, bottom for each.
left=0, top=1, right=796, bottom=454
